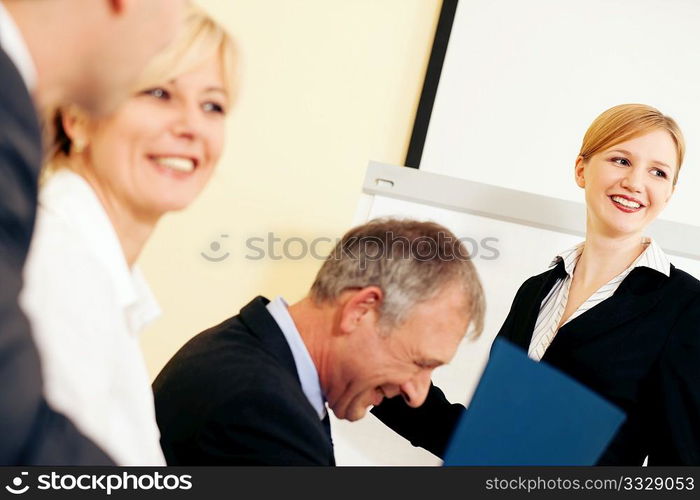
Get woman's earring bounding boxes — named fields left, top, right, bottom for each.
left=72, top=139, right=87, bottom=155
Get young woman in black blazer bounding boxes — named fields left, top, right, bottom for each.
left=372, top=104, right=700, bottom=465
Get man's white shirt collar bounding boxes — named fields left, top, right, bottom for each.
left=266, top=296, right=326, bottom=420
left=0, top=1, right=38, bottom=91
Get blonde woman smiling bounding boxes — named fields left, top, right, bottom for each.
left=373, top=104, right=700, bottom=465
left=20, top=7, right=237, bottom=465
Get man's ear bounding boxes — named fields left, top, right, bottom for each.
left=338, top=287, right=383, bottom=335
left=574, top=156, right=586, bottom=188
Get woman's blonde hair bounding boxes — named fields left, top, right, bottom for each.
left=579, top=104, right=685, bottom=185
left=45, top=4, right=237, bottom=178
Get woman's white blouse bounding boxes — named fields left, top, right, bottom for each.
left=20, top=170, right=165, bottom=465
left=528, top=238, right=671, bottom=361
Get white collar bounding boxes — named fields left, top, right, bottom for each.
left=0, top=1, right=38, bottom=91
left=266, top=296, right=326, bottom=420
left=39, top=170, right=161, bottom=335
left=551, top=237, right=671, bottom=278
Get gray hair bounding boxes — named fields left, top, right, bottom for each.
left=310, top=218, right=485, bottom=338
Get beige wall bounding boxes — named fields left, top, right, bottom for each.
left=139, top=0, right=442, bottom=379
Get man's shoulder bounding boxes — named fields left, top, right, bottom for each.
left=0, top=48, right=42, bottom=241
left=169, top=313, right=268, bottom=363
left=0, top=47, right=39, bottom=140
left=155, top=311, right=298, bottom=394
left=153, top=312, right=317, bottom=455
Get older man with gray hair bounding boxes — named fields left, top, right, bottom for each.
left=153, top=218, right=485, bottom=465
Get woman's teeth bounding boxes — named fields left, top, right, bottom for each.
left=153, top=157, right=195, bottom=173
left=611, top=196, right=641, bottom=209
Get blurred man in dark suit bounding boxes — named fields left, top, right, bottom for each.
left=0, top=0, right=185, bottom=464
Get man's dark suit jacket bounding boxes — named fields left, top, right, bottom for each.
left=373, top=261, right=700, bottom=465
left=0, top=48, right=111, bottom=464
left=153, top=296, right=335, bottom=465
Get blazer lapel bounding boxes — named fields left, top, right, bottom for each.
left=238, top=296, right=300, bottom=383
left=238, top=296, right=336, bottom=463
left=505, top=261, right=568, bottom=349
left=544, top=266, right=669, bottom=356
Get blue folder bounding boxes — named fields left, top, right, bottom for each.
left=443, top=338, right=625, bottom=466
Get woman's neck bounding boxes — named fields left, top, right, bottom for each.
left=71, top=166, right=159, bottom=267
left=105, top=204, right=157, bottom=268
left=576, top=229, right=646, bottom=287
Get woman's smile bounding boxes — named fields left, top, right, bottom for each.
left=608, top=194, right=645, bottom=213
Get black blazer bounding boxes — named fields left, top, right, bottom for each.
left=153, top=296, right=335, bottom=465
left=373, top=260, right=700, bottom=465
left=0, top=48, right=111, bottom=464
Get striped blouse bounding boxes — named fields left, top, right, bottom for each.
left=528, top=237, right=671, bottom=361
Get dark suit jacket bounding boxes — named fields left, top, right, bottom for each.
left=0, top=48, right=112, bottom=464
left=153, top=296, right=335, bottom=465
left=372, top=261, right=700, bottom=465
